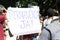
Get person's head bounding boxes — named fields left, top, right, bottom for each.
left=39, top=16, right=44, bottom=23
left=0, top=5, right=7, bottom=15
left=47, top=8, right=54, bottom=18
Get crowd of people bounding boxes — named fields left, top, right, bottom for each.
left=0, top=0, right=60, bottom=40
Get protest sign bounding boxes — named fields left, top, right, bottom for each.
left=7, top=7, right=41, bottom=35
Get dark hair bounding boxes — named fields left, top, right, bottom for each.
left=47, top=8, right=54, bottom=18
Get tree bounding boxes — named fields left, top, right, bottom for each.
left=38, top=0, right=56, bottom=16
left=0, top=0, right=18, bottom=8
left=16, top=0, right=38, bottom=7
left=0, top=0, right=38, bottom=8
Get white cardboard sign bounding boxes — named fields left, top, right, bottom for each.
left=7, top=7, right=41, bottom=35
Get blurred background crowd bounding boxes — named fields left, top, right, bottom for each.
left=0, top=0, right=60, bottom=40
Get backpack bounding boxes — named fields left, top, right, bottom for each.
left=42, top=22, right=52, bottom=40
left=43, top=27, right=52, bottom=40
left=41, top=18, right=59, bottom=40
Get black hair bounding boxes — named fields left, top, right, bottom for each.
left=47, top=8, right=54, bottom=18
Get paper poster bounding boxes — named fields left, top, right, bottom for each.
left=7, top=7, right=41, bottom=35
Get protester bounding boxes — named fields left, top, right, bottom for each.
left=43, top=8, right=54, bottom=27
left=0, top=5, right=8, bottom=40
left=38, top=0, right=60, bottom=40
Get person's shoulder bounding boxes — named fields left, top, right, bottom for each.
left=43, top=19, right=48, bottom=23
left=42, top=28, right=50, bottom=34
left=53, top=16, right=59, bottom=19
left=47, top=21, right=56, bottom=26
left=44, top=19, right=47, bottom=21
left=46, top=21, right=57, bottom=29
left=38, top=28, right=50, bottom=40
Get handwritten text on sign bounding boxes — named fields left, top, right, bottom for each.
left=7, top=7, right=41, bottom=35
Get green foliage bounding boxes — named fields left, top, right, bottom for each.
left=19, top=0, right=38, bottom=7
left=40, top=0, right=56, bottom=9
left=39, top=0, right=56, bottom=16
